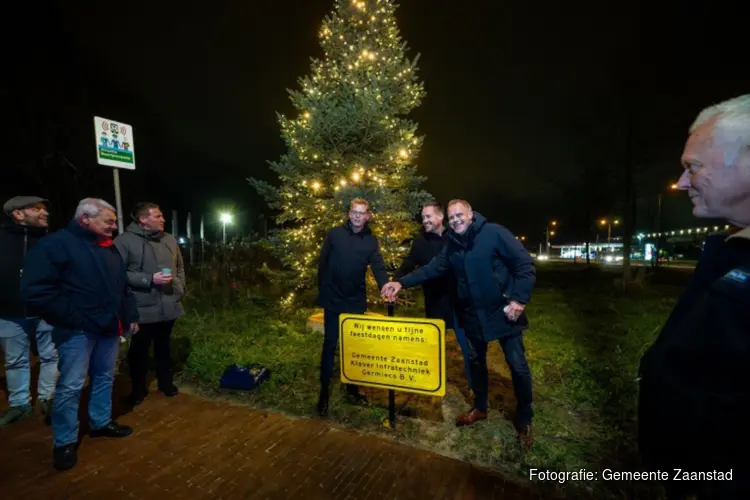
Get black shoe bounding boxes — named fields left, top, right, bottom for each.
left=159, top=384, right=179, bottom=397
left=89, top=421, right=133, bottom=439
left=53, top=443, right=77, bottom=471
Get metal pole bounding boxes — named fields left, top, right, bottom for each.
left=222, top=222, right=227, bottom=245
left=113, top=168, right=124, bottom=235
left=387, top=301, right=396, bottom=430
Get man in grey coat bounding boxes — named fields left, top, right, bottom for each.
left=114, top=202, right=185, bottom=405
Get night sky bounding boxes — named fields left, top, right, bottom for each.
left=2, top=1, right=748, bottom=244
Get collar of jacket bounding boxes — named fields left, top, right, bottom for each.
left=422, top=227, right=447, bottom=241
left=344, top=220, right=372, bottom=236
left=727, top=226, right=750, bottom=241
left=67, top=220, right=108, bottom=243
left=126, top=221, right=163, bottom=241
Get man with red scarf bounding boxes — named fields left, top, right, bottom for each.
left=21, top=198, right=139, bottom=471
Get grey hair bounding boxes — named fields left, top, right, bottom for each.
left=73, top=198, right=116, bottom=221
left=690, top=94, right=750, bottom=166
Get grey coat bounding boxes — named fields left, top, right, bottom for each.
left=114, top=222, right=186, bottom=324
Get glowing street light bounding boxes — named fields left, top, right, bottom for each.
left=599, top=218, right=620, bottom=244
left=545, top=220, right=558, bottom=253
left=220, top=212, right=233, bottom=244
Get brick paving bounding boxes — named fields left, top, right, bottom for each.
left=1, top=367, right=545, bottom=500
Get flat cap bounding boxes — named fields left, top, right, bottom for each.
left=3, top=196, right=49, bottom=216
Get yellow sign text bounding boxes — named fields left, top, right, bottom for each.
left=339, top=314, right=446, bottom=396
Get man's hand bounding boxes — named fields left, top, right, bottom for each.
left=152, top=272, right=173, bottom=286
left=129, top=322, right=140, bottom=335
left=381, top=282, right=402, bottom=302
left=504, top=301, right=526, bottom=322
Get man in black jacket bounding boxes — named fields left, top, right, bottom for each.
left=382, top=200, right=536, bottom=447
left=21, top=198, right=139, bottom=471
left=316, top=197, right=389, bottom=416
left=0, top=196, right=58, bottom=427
left=638, top=95, right=750, bottom=498
left=394, top=202, right=472, bottom=390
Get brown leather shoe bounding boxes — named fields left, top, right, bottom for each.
left=516, top=423, right=534, bottom=449
left=456, top=409, right=488, bottom=427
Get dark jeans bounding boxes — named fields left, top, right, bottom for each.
left=466, top=332, right=533, bottom=425
left=128, top=320, right=175, bottom=395
left=319, top=309, right=358, bottom=398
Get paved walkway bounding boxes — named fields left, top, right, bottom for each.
left=1, top=367, right=543, bottom=499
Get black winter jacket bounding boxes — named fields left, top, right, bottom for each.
left=0, top=223, right=47, bottom=317
left=639, top=228, right=750, bottom=458
left=398, top=213, right=536, bottom=341
left=317, top=221, right=389, bottom=314
left=394, top=229, right=457, bottom=329
left=20, top=221, right=138, bottom=338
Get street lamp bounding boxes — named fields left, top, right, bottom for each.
left=220, top=212, right=233, bottom=244
left=545, top=220, right=558, bottom=254
left=654, top=182, right=680, bottom=266
left=599, top=218, right=620, bottom=244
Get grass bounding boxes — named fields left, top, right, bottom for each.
left=168, top=263, right=687, bottom=499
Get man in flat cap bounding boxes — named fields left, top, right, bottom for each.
left=0, top=196, right=58, bottom=427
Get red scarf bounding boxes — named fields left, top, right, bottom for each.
left=95, top=237, right=114, bottom=248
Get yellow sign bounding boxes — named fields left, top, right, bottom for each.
left=339, top=314, right=446, bottom=397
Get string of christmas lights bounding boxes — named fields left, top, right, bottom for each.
left=249, top=0, right=433, bottom=306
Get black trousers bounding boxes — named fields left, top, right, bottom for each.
left=319, top=309, right=359, bottom=399
left=464, top=331, right=533, bottom=425
left=128, top=320, right=175, bottom=395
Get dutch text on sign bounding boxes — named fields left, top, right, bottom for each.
left=339, top=314, right=446, bottom=397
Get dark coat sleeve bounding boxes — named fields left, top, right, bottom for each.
left=122, top=283, right=139, bottom=326
left=20, top=239, right=91, bottom=331
left=398, top=245, right=451, bottom=289
left=369, top=238, right=389, bottom=289
left=317, top=230, right=334, bottom=292
left=394, top=237, right=420, bottom=280
left=492, top=225, right=536, bottom=304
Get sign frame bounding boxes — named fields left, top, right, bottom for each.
left=93, top=116, right=135, bottom=234
left=339, top=313, right=446, bottom=397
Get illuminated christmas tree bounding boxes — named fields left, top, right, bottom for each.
left=250, top=0, right=432, bottom=306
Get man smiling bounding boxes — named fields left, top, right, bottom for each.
left=382, top=199, right=536, bottom=446
left=315, top=198, right=389, bottom=416
left=21, top=198, right=139, bottom=471
left=0, top=196, right=58, bottom=427
left=638, top=95, right=750, bottom=498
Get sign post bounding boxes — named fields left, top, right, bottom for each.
left=387, top=302, right=396, bottom=429
left=339, top=307, right=446, bottom=430
left=94, top=116, right=136, bottom=234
